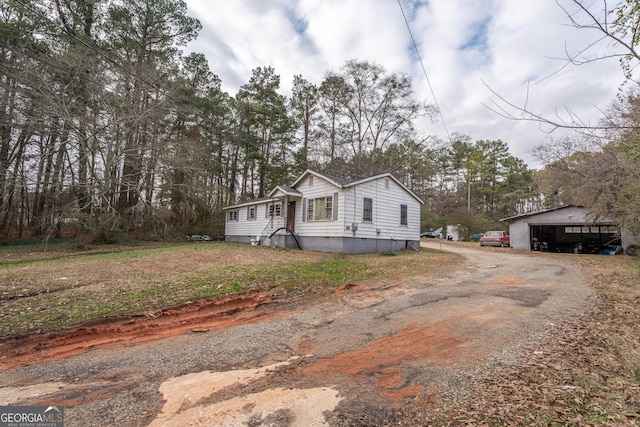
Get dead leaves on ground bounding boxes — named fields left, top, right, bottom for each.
left=443, top=256, right=640, bottom=426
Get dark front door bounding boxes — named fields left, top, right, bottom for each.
left=288, top=201, right=296, bottom=232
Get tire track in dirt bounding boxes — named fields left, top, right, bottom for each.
left=0, top=294, right=289, bottom=371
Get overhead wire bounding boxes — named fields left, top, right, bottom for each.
left=397, top=0, right=452, bottom=142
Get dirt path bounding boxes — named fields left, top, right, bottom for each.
left=0, top=242, right=591, bottom=426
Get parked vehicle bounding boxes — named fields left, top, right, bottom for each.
left=421, top=227, right=443, bottom=239
left=469, top=233, right=484, bottom=241
left=187, top=234, right=212, bottom=242
left=480, top=231, right=510, bottom=247
left=421, top=231, right=440, bottom=238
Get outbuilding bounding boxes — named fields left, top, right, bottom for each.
left=501, top=205, right=628, bottom=254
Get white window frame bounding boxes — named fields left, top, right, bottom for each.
left=268, top=203, right=283, bottom=218
left=227, top=209, right=239, bottom=221
left=400, top=204, right=408, bottom=226
left=247, top=206, right=256, bottom=221
left=363, top=197, right=373, bottom=222
left=306, top=195, right=333, bottom=221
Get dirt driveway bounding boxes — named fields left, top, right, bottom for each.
left=0, top=241, right=591, bottom=426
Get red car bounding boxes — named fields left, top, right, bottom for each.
left=480, top=231, right=510, bottom=247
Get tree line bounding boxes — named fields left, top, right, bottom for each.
left=0, top=0, right=554, bottom=242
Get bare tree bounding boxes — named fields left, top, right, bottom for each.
left=340, top=60, right=431, bottom=177
left=484, top=0, right=640, bottom=133
left=478, top=0, right=640, bottom=235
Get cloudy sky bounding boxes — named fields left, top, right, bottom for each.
left=183, top=0, right=626, bottom=168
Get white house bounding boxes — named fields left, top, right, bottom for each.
left=223, top=170, right=423, bottom=253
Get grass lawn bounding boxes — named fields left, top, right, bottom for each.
left=0, top=241, right=459, bottom=337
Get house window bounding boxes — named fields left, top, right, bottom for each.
left=247, top=206, right=256, bottom=221
left=400, top=204, right=408, bottom=226
left=363, top=197, right=373, bottom=222
left=385, top=179, right=389, bottom=190
left=227, top=209, right=239, bottom=221
left=309, top=176, right=314, bottom=187
left=307, top=195, right=333, bottom=221
left=268, top=203, right=282, bottom=217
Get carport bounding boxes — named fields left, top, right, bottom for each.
left=501, top=205, right=619, bottom=253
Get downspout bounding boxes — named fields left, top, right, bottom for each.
left=352, top=186, right=357, bottom=236
left=285, top=195, right=290, bottom=232
left=269, top=227, right=301, bottom=249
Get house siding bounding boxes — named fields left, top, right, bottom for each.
left=225, top=201, right=286, bottom=243
left=343, top=178, right=419, bottom=241
left=296, top=175, right=345, bottom=236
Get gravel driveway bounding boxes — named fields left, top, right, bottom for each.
left=0, top=241, right=591, bottom=426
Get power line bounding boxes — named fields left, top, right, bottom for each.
left=397, top=0, right=452, bottom=142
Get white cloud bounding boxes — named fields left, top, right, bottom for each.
left=184, top=0, right=626, bottom=168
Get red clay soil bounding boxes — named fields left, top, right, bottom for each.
left=1, top=282, right=480, bottom=413
left=298, top=321, right=477, bottom=406
left=0, top=293, right=288, bottom=371
left=0, top=282, right=401, bottom=373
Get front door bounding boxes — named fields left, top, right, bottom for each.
left=288, top=201, right=296, bottom=232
